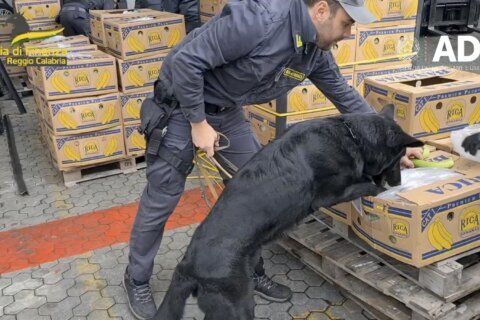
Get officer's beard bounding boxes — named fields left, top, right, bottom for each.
left=315, top=18, right=338, bottom=50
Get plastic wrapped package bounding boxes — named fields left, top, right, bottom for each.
left=353, top=168, right=463, bottom=216
left=451, top=125, right=480, bottom=162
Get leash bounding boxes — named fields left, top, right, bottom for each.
left=194, top=132, right=238, bottom=208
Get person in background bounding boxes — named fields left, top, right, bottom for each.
left=58, top=0, right=199, bottom=37
left=134, top=0, right=200, bottom=33
left=58, top=0, right=117, bottom=36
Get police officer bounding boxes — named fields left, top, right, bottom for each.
left=123, top=0, right=421, bottom=319
left=58, top=0, right=116, bottom=36
left=134, top=0, right=200, bottom=33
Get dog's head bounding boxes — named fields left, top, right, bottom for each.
left=345, top=105, right=423, bottom=187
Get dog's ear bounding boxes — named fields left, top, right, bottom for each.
left=380, top=104, right=395, bottom=120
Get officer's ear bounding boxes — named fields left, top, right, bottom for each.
left=308, top=0, right=331, bottom=23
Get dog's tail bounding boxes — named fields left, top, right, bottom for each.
left=154, top=269, right=197, bottom=320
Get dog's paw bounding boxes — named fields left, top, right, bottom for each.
left=368, top=184, right=387, bottom=196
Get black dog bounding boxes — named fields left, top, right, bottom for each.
left=155, top=108, right=423, bottom=320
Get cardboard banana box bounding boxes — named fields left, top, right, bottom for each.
left=89, top=9, right=167, bottom=48
left=38, top=92, right=121, bottom=136
left=331, top=28, right=356, bottom=72
left=27, top=19, right=62, bottom=31
left=123, top=122, right=146, bottom=157
left=320, top=202, right=354, bottom=226
left=199, top=0, right=226, bottom=23
left=245, top=104, right=339, bottom=145
left=14, top=0, right=60, bottom=21
left=33, top=87, right=44, bottom=119
left=117, top=53, right=166, bottom=94
left=24, top=35, right=90, bottom=49
left=25, top=42, right=96, bottom=84
left=355, top=22, right=415, bottom=66
left=364, top=0, right=418, bottom=24
left=32, top=51, right=118, bottom=100
left=120, top=90, right=150, bottom=123
left=104, top=13, right=186, bottom=60
left=353, top=60, right=412, bottom=97
left=355, top=150, right=480, bottom=268
left=260, top=73, right=353, bottom=113
left=45, top=125, right=126, bottom=170
left=364, top=67, right=480, bottom=140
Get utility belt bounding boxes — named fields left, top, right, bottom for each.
left=205, top=103, right=229, bottom=115
left=140, top=82, right=231, bottom=176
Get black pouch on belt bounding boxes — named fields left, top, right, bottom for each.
left=138, top=96, right=177, bottom=165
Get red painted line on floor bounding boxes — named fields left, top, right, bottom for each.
left=0, top=188, right=211, bottom=274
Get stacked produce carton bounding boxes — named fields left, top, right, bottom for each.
left=14, top=0, right=62, bottom=31
left=353, top=0, right=418, bottom=96
left=89, top=9, right=186, bottom=157
left=26, top=35, right=126, bottom=171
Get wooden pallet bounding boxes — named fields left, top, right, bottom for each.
left=281, top=215, right=480, bottom=320
left=59, top=156, right=146, bottom=187
left=312, top=212, right=480, bottom=302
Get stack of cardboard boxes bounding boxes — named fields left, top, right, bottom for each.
left=25, top=35, right=127, bottom=171
left=24, top=9, right=187, bottom=173
left=14, top=0, right=62, bottom=31
left=89, top=9, right=186, bottom=157
left=323, top=66, right=480, bottom=267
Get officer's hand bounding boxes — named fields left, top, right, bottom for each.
left=462, top=132, right=480, bottom=156
left=401, top=147, right=423, bottom=169
left=191, top=120, right=219, bottom=157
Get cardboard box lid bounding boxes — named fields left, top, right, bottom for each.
left=394, top=151, right=480, bottom=205
left=89, top=8, right=154, bottom=17
left=105, top=14, right=184, bottom=27
left=24, top=35, right=90, bottom=48
left=366, top=67, right=480, bottom=94
left=64, top=50, right=112, bottom=61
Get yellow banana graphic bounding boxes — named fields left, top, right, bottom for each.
left=428, top=221, right=443, bottom=251
left=48, top=4, right=59, bottom=18
left=126, top=101, right=140, bottom=119
left=288, top=92, right=307, bottom=111
left=167, top=29, right=181, bottom=48
left=64, top=144, right=81, bottom=161
left=127, top=34, right=145, bottom=53
left=101, top=104, right=115, bottom=124
left=436, top=220, right=453, bottom=245
left=58, top=110, right=78, bottom=129
left=363, top=40, right=379, bottom=60
left=127, top=69, right=145, bottom=87
left=104, top=137, right=118, bottom=156
left=52, top=74, right=71, bottom=93
left=335, top=44, right=350, bottom=65
left=132, top=132, right=146, bottom=150
left=400, top=39, right=414, bottom=54
left=419, top=107, right=440, bottom=133
left=21, top=8, right=34, bottom=20
left=432, top=221, right=452, bottom=250
left=468, top=104, right=480, bottom=125
left=426, top=107, right=440, bottom=133
left=404, top=0, right=418, bottom=18
left=365, top=0, right=384, bottom=20
left=95, top=71, right=110, bottom=90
